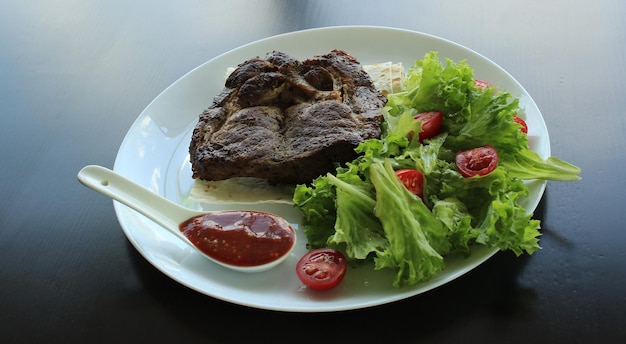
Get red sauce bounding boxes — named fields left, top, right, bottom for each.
left=179, top=210, right=295, bottom=267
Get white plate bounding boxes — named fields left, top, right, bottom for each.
left=113, top=26, right=549, bottom=312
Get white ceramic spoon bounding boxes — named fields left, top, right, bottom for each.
left=77, top=165, right=296, bottom=272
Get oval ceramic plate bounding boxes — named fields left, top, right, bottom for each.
left=113, top=26, right=549, bottom=312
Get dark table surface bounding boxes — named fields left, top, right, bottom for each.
left=2, top=0, right=625, bottom=343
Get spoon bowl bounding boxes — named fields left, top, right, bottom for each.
left=77, top=165, right=296, bottom=273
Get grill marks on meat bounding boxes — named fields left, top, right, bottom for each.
left=189, top=50, right=386, bottom=184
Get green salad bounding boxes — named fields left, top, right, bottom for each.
left=292, top=51, right=581, bottom=288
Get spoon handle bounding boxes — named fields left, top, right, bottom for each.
left=77, top=165, right=190, bottom=241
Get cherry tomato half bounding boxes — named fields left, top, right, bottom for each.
left=455, top=145, right=499, bottom=178
left=395, top=169, right=424, bottom=198
left=413, top=111, right=443, bottom=142
left=474, top=79, right=492, bottom=89
left=296, top=248, right=347, bottom=290
left=514, top=116, right=528, bottom=134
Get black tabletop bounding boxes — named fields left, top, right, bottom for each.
left=2, top=1, right=625, bottom=343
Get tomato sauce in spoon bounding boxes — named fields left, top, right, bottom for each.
left=179, top=210, right=296, bottom=267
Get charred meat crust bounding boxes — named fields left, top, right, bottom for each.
left=189, top=49, right=386, bottom=184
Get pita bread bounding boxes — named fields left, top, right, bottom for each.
left=363, top=61, right=405, bottom=96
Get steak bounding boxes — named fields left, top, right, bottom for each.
left=189, top=50, right=386, bottom=184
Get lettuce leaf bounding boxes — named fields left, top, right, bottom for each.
left=369, top=160, right=447, bottom=287
left=500, top=150, right=582, bottom=181
left=325, top=171, right=387, bottom=260
left=292, top=177, right=336, bottom=248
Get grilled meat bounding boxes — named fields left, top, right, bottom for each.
left=189, top=50, right=386, bottom=184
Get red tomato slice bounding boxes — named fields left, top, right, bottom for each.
left=395, top=169, right=424, bottom=198
left=514, top=116, right=528, bottom=134
left=474, top=79, right=492, bottom=89
left=296, top=248, right=347, bottom=290
left=413, top=111, right=443, bottom=142
left=455, top=145, right=499, bottom=177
